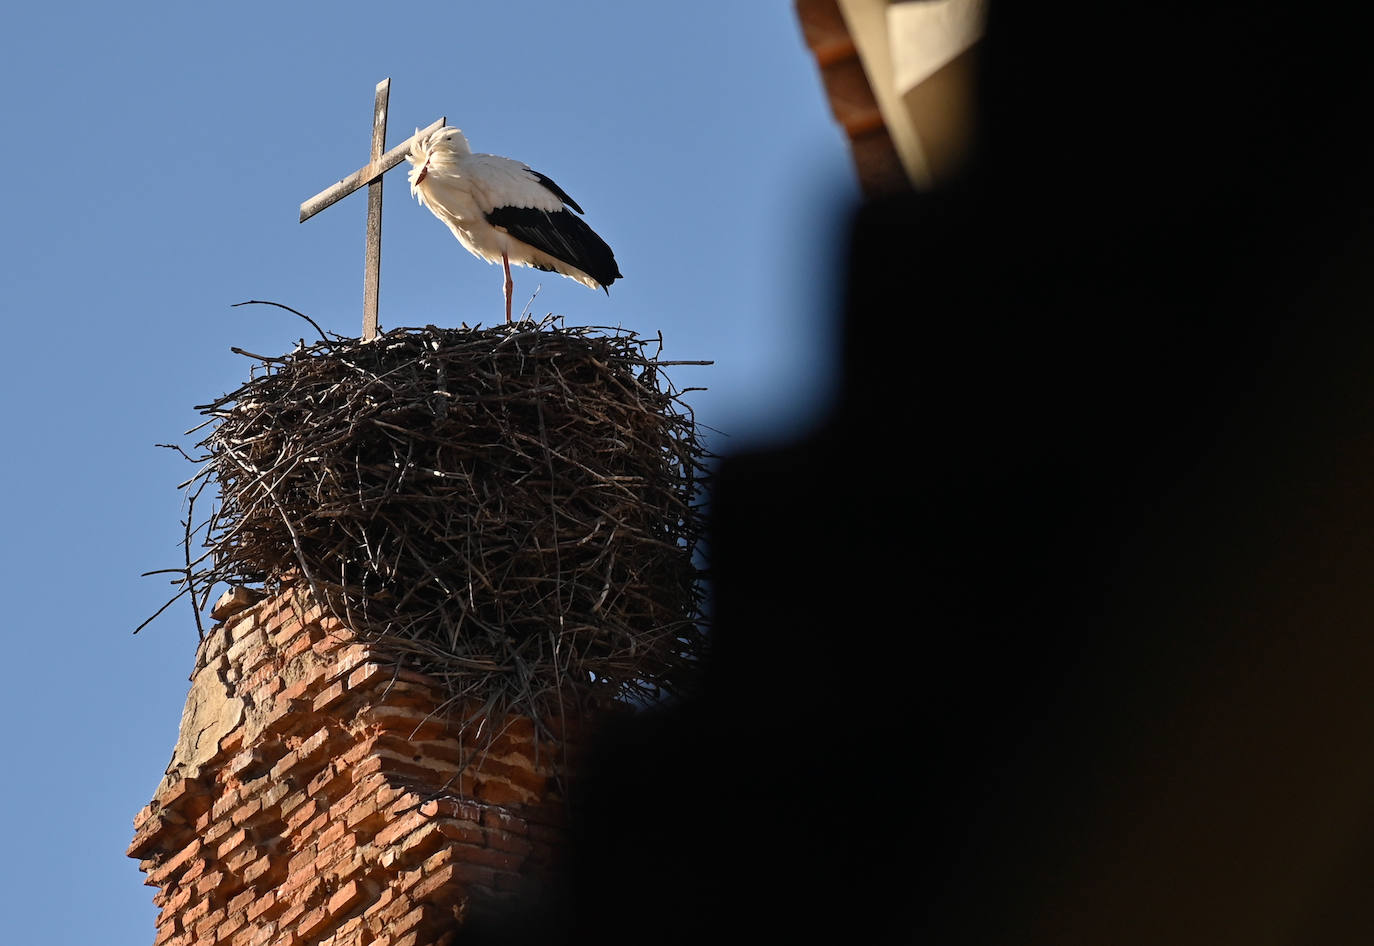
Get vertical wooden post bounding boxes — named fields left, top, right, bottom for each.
left=363, top=79, right=389, bottom=341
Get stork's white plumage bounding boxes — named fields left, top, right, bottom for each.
left=406, top=126, right=622, bottom=323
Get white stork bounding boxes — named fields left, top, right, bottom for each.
left=405, top=126, right=622, bottom=323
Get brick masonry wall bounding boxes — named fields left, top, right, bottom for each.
left=128, top=584, right=572, bottom=946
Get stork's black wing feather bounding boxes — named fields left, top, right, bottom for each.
left=530, top=171, right=584, bottom=215
left=486, top=205, right=622, bottom=290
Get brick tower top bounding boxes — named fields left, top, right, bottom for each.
left=129, top=583, right=572, bottom=946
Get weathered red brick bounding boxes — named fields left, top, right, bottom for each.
left=473, top=776, right=533, bottom=807
left=343, top=794, right=386, bottom=836
left=226, top=625, right=267, bottom=665
left=278, top=678, right=311, bottom=704
left=215, top=724, right=245, bottom=757
left=479, top=806, right=530, bottom=836
left=181, top=855, right=209, bottom=886
left=345, top=661, right=386, bottom=691
left=394, top=821, right=447, bottom=866
left=331, top=850, right=370, bottom=889
left=159, top=777, right=213, bottom=811
left=327, top=879, right=366, bottom=917
left=374, top=753, right=463, bottom=786
left=211, top=787, right=244, bottom=822
left=191, top=808, right=214, bottom=834
left=256, top=779, right=293, bottom=813
left=223, top=838, right=263, bottom=874
left=296, top=724, right=336, bottom=766
left=399, top=740, right=465, bottom=772
left=199, top=810, right=234, bottom=848
left=218, top=907, right=248, bottom=943
left=276, top=899, right=313, bottom=938
left=420, top=845, right=457, bottom=874
left=298, top=810, right=330, bottom=845
left=378, top=785, right=422, bottom=814
left=241, top=853, right=273, bottom=886
left=295, top=904, right=333, bottom=942
left=323, top=777, right=372, bottom=825
left=193, top=868, right=227, bottom=898
left=228, top=747, right=267, bottom=781
left=227, top=886, right=257, bottom=916
left=315, top=830, right=359, bottom=876
left=127, top=817, right=172, bottom=860
left=242, top=662, right=285, bottom=699
left=341, top=915, right=370, bottom=944
left=387, top=904, right=427, bottom=936
left=228, top=919, right=260, bottom=946
left=152, top=917, right=181, bottom=946
left=230, top=792, right=264, bottom=826
left=474, top=756, right=550, bottom=795
left=285, top=840, right=320, bottom=879
left=313, top=816, right=347, bottom=852
left=420, top=797, right=483, bottom=822
left=284, top=797, right=319, bottom=835
left=335, top=735, right=381, bottom=769
left=244, top=889, right=278, bottom=923
left=361, top=885, right=396, bottom=919
left=180, top=891, right=213, bottom=928
left=368, top=706, right=449, bottom=741
left=160, top=929, right=193, bottom=946
left=280, top=629, right=319, bottom=661
left=348, top=769, right=391, bottom=801
left=215, top=826, right=251, bottom=861
left=411, top=863, right=460, bottom=901
left=483, top=724, right=535, bottom=756
left=267, top=608, right=305, bottom=643
left=236, top=918, right=292, bottom=946
left=436, top=819, right=485, bottom=846
left=367, top=732, right=445, bottom=767
left=359, top=678, right=434, bottom=708
left=372, top=808, right=428, bottom=849
left=278, top=860, right=321, bottom=902
left=193, top=905, right=228, bottom=941
left=275, top=788, right=309, bottom=822
left=306, top=764, right=346, bottom=803
left=152, top=881, right=188, bottom=912
left=240, top=630, right=280, bottom=669
left=133, top=802, right=161, bottom=833
left=146, top=839, right=202, bottom=888
left=322, top=643, right=370, bottom=683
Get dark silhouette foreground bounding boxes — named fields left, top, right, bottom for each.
left=463, top=8, right=1374, bottom=944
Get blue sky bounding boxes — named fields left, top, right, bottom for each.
left=0, top=2, right=857, bottom=942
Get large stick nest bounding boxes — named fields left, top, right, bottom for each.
left=158, top=319, right=710, bottom=719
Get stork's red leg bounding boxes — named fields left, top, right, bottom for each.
left=501, top=250, right=513, bottom=324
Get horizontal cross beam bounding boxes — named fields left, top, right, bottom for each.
left=299, top=116, right=446, bottom=223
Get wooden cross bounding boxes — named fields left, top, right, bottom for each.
left=299, top=78, right=444, bottom=341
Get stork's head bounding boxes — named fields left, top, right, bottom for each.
left=406, top=126, right=471, bottom=193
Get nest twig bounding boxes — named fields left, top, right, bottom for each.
left=147, top=317, right=711, bottom=723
